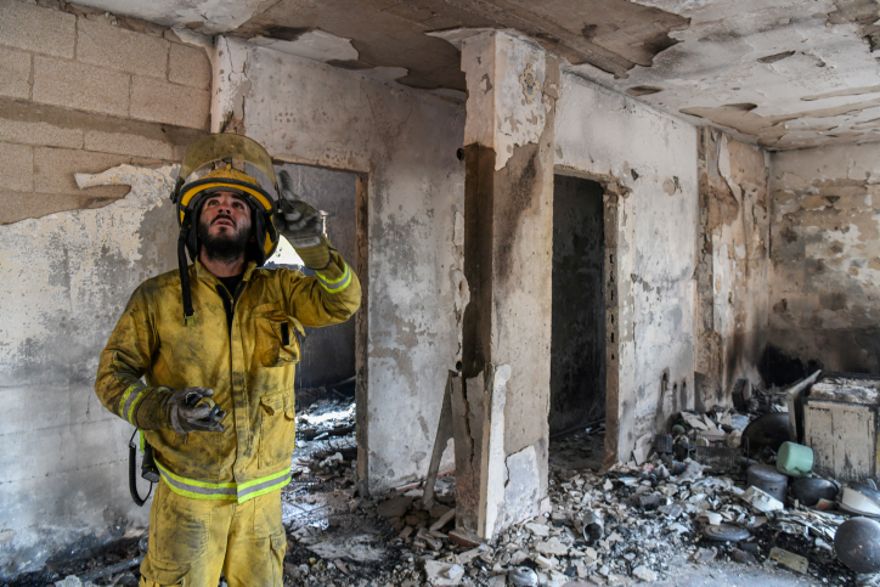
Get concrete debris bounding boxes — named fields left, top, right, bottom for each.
left=429, top=508, right=457, bottom=533
left=631, top=564, right=657, bottom=582
left=742, top=485, right=785, bottom=513
left=534, top=537, right=569, bottom=557
left=54, top=577, right=98, bottom=587
left=26, top=390, right=868, bottom=586
left=524, top=521, right=550, bottom=537
left=423, top=559, right=465, bottom=585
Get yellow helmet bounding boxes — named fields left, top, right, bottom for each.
left=171, top=134, right=281, bottom=323
left=172, top=134, right=280, bottom=262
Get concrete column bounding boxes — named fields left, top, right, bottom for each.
left=456, top=31, right=558, bottom=539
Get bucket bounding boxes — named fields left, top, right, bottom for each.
left=777, top=441, right=813, bottom=477
left=747, top=464, right=788, bottom=502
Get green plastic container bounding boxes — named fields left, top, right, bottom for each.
left=777, top=441, right=814, bottom=477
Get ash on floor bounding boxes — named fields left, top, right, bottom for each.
left=24, top=390, right=871, bottom=586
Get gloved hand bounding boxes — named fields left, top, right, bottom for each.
left=165, top=387, right=225, bottom=433
left=277, top=170, right=330, bottom=269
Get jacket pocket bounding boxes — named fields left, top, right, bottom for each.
left=254, top=311, right=303, bottom=367
left=258, top=391, right=296, bottom=468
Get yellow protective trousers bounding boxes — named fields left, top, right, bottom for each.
left=139, top=481, right=286, bottom=587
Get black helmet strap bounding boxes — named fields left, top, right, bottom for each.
left=178, top=226, right=195, bottom=325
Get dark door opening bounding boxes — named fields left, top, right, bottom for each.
left=270, top=163, right=358, bottom=401
left=267, top=163, right=363, bottom=529
left=550, top=174, right=606, bottom=468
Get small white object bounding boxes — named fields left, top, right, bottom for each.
left=742, top=486, right=784, bottom=513
left=423, top=560, right=465, bottom=586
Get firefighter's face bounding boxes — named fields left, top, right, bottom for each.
left=198, top=192, right=253, bottom=260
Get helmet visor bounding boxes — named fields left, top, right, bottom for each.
left=178, top=134, right=278, bottom=203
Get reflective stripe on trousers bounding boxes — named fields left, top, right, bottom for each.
left=155, top=460, right=291, bottom=503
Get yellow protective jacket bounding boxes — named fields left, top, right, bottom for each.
left=95, top=250, right=360, bottom=503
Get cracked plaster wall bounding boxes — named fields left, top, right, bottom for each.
left=0, top=165, right=178, bottom=578
left=696, top=129, right=770, bottom=406
left=769, top=142, right=880, bottom=373
left=555, top=73, right=698, bottom=462
left=457, top=31, right=558, bottom=538
left=215, top=38, right=465, bottom=492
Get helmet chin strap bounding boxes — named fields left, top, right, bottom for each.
left=178, top=209, right=196, bottom=325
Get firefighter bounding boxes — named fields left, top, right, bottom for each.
left=95, top=133, right=360, bottom=586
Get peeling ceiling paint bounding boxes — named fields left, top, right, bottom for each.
left=73, top=0, right=270, bottom=34
left=249, top=29, right=359, bottom=63
left=571, top=0, right=880, bottom=149
left=74, top=0, right=880, bottom=150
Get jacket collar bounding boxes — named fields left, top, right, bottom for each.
left=193, top=258, right=259, bottom=287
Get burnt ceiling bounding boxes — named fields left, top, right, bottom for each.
left=75, top=0, right=880, bottom=150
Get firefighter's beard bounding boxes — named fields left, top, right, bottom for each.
left=198, top=217, right=252, bottom=262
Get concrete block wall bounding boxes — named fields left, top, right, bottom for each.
left=769, top=142, right=880, bottom=374
left=0, top=0, right=211, bottom=578
left=0, top=0, right=210, bottom=224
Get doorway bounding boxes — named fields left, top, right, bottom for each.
left=269, top=163, right=359, bottom=394
left=268, top=162, right=366, bottom=527
left=549, top=174, right=606, bottom=468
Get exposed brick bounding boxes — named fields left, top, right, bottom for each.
left=168, top=43, right=211, bottom=90
left=84, top=129, right=173, bottom=160
left=0, top=116, right=83, bottom=149
left=77, top=17, right=168, bottom=79
left=0, top=1, right=76, bottom=58
left=0, top=46, right=31, bottom=99
left=0, top=191, right=122, bottom=224
left=0, top=95, right=205, bottom=157
left=0, top=142, right=33, bottom=191
left=130, top=76, right=209, bottom=130
left=33, top=56, right=130, bottom=117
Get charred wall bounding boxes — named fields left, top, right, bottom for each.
left=769, top=142, right=880, bottom=374
left=695, top=128, right=770, bottom=406
left=550, top=175, right=606, bottom=435
left=554, top=73, right=698, bottom=464
left=221, top=39, right=466, bottom=493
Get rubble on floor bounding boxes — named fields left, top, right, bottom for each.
left=23, top=375, right=880, bottom=586
left=277, top=381, right=868, bottom=586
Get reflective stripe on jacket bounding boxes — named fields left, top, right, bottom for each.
left=95, top=250, right=360, bottom=502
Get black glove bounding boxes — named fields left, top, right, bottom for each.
left=277, top=170, right=330, bottom=269
left=165, top=387, right=225, bottom=433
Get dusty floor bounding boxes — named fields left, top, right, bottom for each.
left=13, top=394, right=864, bottom=586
